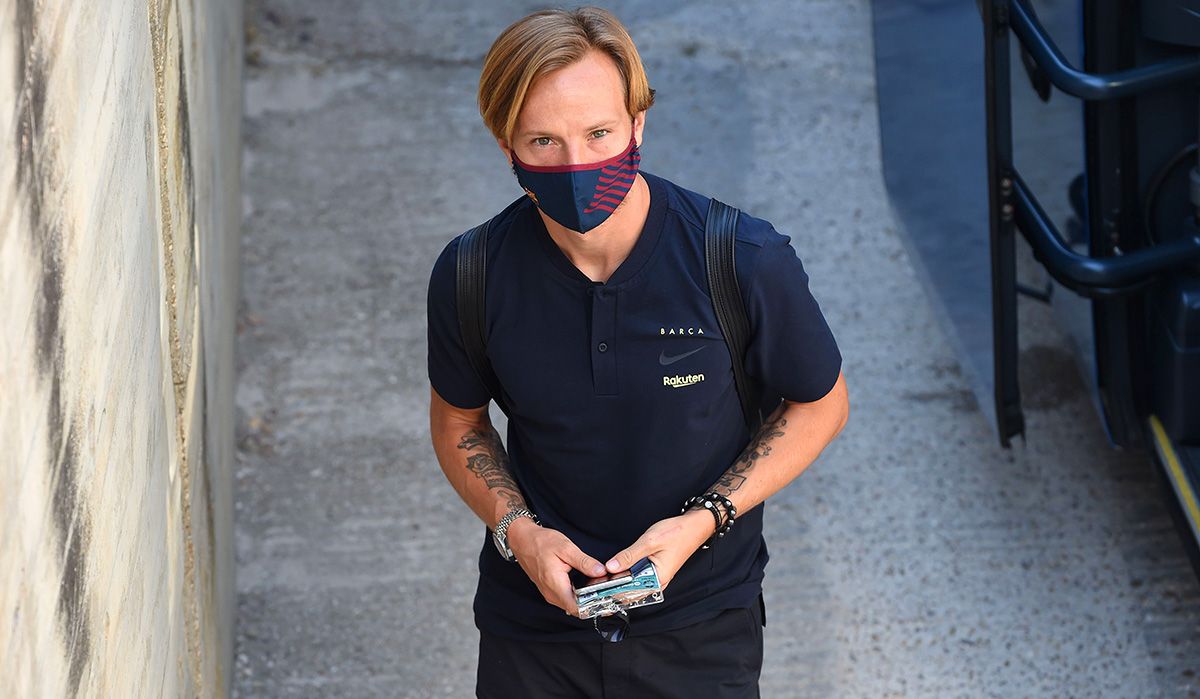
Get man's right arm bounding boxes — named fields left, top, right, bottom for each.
left=428, top=385, right=530, bottom=531
left=428, top=386, right=607, bottom=613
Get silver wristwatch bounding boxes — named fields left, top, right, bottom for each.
left=492, top=508, right=539, bottom=562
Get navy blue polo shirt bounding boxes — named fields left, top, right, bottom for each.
left=426, top=170, right=842, bottom=642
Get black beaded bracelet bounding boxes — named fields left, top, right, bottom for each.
left=681, top=492, right=738, bottom=549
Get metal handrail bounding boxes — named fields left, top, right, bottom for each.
left=1011, top=172, right=1200, bottom=288
left=1009, top=0, right=1200, bottom=100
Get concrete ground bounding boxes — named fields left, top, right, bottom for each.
left=233, top=1, right=1200, bottom=697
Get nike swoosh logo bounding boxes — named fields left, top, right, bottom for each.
left=660, top=347, right=704, bottom=366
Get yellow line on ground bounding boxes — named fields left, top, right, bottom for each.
left=1149, top=414, right=1200, bottom=542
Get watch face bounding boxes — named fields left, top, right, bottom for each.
left=493, top=532, right=513, bottom=561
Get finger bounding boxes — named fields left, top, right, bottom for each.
left=605, top=542, right=647, bottom=574
left=549, top=570, right=579, bottom=616
left=561, top=543, right=606, bottom=577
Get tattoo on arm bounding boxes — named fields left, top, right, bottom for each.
left=713, top=414, right=788, bottom=498
left=457, top=426, right=526, bottom=511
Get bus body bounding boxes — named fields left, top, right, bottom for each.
left=871, top=0, right=1200, bottom=563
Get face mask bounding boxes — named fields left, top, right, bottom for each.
left=510, top=132, right=641, bottom=234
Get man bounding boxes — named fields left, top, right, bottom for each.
left=427, top=7, right=849, bottom=697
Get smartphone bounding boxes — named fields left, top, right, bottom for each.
left=573, top=556, right=663, bottom=619
left=569, top=556, right=652, bottom=594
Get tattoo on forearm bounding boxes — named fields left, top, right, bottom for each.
left=713, top=413, right=788, bottom=497
left=457, top=427, right=525, bottom=510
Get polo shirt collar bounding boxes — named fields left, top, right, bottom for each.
left=531, top=171, right=668, bottom=289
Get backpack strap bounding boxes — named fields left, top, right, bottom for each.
left=705, top=198, right=767, bottom=434
left=454, top=217, right=511, bottom=417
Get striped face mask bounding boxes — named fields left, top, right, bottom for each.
left=511, top=132, right=641, bottom=234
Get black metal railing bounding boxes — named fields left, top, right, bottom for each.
left=1009, top=0, right=1200, bottom=100
left=984, top=0, right=1200, bottom=445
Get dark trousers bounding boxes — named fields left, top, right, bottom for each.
left=476, top=597, right=764, bottom=699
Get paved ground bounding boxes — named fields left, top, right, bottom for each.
left=233, top=1, right=1200, bottom=697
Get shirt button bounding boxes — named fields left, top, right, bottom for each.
left=598, top=342, right=609, bottom=352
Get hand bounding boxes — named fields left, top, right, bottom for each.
left=603, top=509, right=716, bottom=591
left=506, top=517, right=607, bottom=617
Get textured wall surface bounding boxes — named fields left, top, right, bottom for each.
left=0, top=1, right=241, bottom=696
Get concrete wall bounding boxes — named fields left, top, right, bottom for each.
left=0, top=1, right=241, bottom=696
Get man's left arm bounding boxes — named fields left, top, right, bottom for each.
left=604, top=370, right=850, bottom=581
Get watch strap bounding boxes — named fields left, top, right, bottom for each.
left=494, top=508, right=538, bottom=561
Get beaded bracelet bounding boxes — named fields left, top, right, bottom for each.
left=680, top=492, right=738, bottom=549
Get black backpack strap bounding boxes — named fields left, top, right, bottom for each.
left=705, top=199, right=766, bottom=434
left=454, top=217, right=511, bottom=416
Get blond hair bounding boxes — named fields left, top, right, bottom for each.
left=478, top=7, right=655, bottom=144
